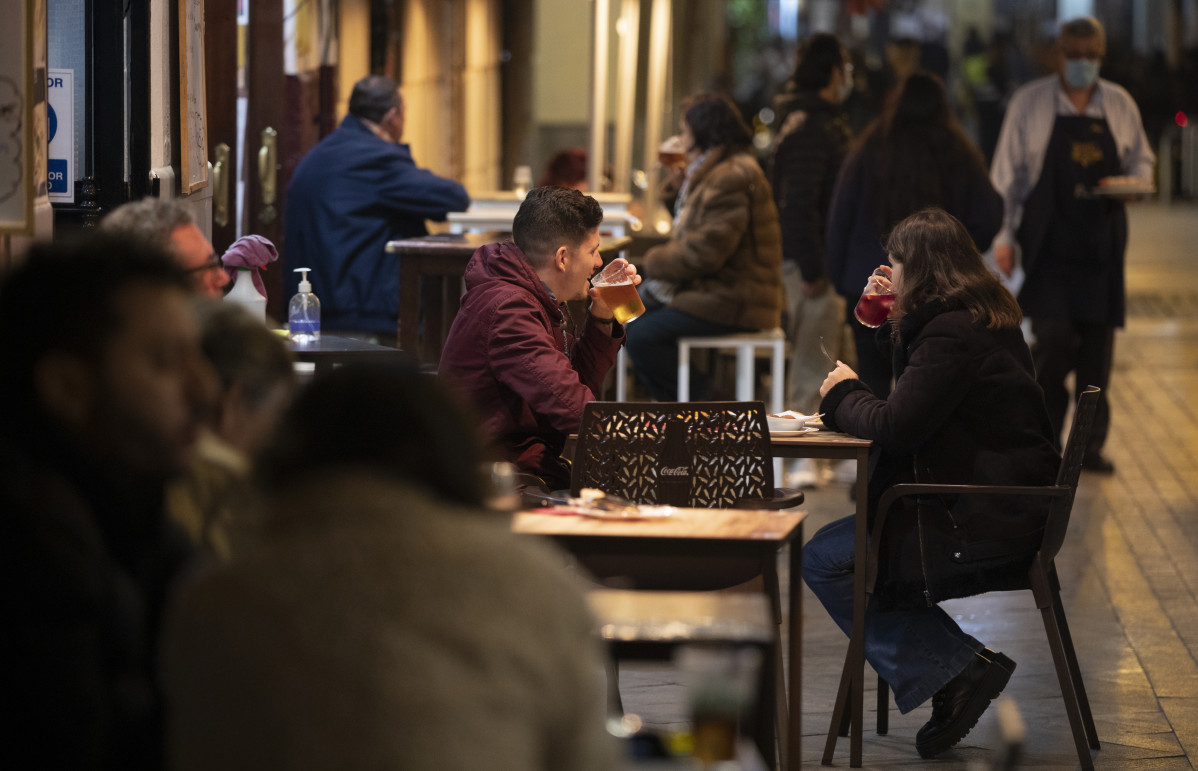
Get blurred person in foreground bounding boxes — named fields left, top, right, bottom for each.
left=100, top=197, right=230, bottom=298
left=990, top=17, right=1154, bottom=474
left=438, top=186, right=638, bottom=490
left=826, top=71, right=1002, bottom=399
left=808, top=208, right=1059, bottom=759
left=285, top=75, right=470, bottom=343
left=166, top=303, right=296, bottom=558
left=767, top=33, right=854, bottom=486
left=0, top=237, right=217, bottom=769
left=163, top=362, right=617, bottom=771
left=626, top=92, right=783, bottom=401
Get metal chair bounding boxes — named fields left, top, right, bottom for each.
left=570, top=400, right=802, bottom=510
left=568, top=400, right=803, bottom=768
left=822, top=386, right=1102, bottom=769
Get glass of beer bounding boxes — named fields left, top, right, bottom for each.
left=658, top=135, right=687, bottom=168
left=853, top=266, right=896, bottom=328
left=677, top=645, right=761, bottom=765
left=591, top=258, right=645, bottom=324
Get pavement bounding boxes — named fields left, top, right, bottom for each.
left=614, top=200, right=1198, bottom=769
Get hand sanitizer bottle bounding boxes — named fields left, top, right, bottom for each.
left=288, top=268, right=321, bottom=344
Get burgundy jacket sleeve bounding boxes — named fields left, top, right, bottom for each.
left=484, top=293, right=623, bottom=434
left=570, top=314, right=625, bottom=399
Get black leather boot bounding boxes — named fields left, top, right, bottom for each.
left=915, top=649, right=1016, bottom=759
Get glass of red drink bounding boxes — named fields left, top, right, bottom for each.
left=853, top=266, right=896, bottom=328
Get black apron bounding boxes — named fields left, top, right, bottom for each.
left=1016, top=113, right=1128, bottom=326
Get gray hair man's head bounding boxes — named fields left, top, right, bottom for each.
left=1059, top=17, right=1105, bottom=45
left=99, top=198, right=197, bottom=256
left=349, top=75, right=402, bottom=123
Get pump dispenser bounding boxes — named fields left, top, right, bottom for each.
left=288, top=267, right=321, bottom=344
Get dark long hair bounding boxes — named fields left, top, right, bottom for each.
left=682, top=92, right=752, bottom=152
left=887, top=208, right=1022, bottom=330
left=857, top=71, right=988, bottom=235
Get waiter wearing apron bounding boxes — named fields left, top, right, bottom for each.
left=990, top=16, right=1154, bottom=474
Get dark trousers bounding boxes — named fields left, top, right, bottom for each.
left=1030, top=317, right=1114, bottom=455
left=624, top=305, right=752, bottom=401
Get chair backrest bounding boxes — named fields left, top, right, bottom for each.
left=1040, top=386, right=1101, bottom=563
left=570, top=401, right=775, bottom=507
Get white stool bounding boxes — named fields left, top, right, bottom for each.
left=677, top=329, right=786, bottom=414
left=615, top=329, right=787, bottom=411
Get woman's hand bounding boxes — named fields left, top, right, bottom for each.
left=665, top=161, right=687, bottom=189
left=868, top=264, right=894, bottom=294
left=819, top=361, right=859, bottom=397
left=993, top=244, right=1015, bottom=277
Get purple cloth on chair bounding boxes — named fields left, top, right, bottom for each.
left=221, top=235, right=278, bottom=298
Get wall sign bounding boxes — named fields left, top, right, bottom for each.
left=47, top=67, right=72, bottom=202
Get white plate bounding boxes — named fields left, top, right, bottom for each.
left=576, top=506, right=674, bottom=520
left=538, top=504, right=674, bottom=520
left=770, top=427, right=819, bottom=436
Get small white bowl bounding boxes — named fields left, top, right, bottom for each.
left=767, top=412, right=812, bottom=432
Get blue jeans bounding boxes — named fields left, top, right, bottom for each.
left=624, top=302, right=752, bottom=401
left=802, top=515, right=982, bottom=713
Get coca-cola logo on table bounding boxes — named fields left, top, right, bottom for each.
left=660, top=466, right=690, bottom=476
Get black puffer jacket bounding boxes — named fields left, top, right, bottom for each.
left=820, top=301, right=1059, bottom=610
left=767, top=90, right=852, bottom=281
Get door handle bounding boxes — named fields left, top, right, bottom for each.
left=258, top=126, right=278, bottom=223
left=213, top=142, right=230, bottom=228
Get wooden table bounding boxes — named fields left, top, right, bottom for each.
left=513, top=507, right=805, bottom=771
left=385, top=232, right=632, bottom=366
left=287, top=334, right=408, bottom=374
left=771, top=429, right=873, bottom=767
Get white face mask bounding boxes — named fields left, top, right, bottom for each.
left=1064, top=58, right=1100, bottom=89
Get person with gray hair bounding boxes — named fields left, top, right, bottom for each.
left=284, top=74, right=470, bottom=343
left=990, top=16, right=1154, bottom=474
left=100, top=197, right=231, bottom=297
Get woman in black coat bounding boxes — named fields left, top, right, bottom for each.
left=805, top=208, right=1059, bottom=760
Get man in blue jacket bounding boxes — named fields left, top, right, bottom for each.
left=285, top=75, right=470, bottom=343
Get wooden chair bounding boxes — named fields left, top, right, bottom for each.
left=570, top=400, right=803, bottom=510
left=823, top=386, right=1102, bottom=769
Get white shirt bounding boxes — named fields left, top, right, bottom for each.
left=990, top=74, right=1155, bottom=248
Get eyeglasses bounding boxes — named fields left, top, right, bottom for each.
left=185, top=256, right=224, bottom=274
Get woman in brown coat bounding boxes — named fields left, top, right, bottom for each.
left=625, top=92, right=783, bottom=400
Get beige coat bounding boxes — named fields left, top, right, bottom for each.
left=163, top=472, right=617, bottom=771
left=645, top=147, right=784, bottom=329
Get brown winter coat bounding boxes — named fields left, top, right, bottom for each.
left=645, top=147, right=784, bottom=329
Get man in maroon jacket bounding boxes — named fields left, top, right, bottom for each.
left=439, top=187, right=638, bottom=490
